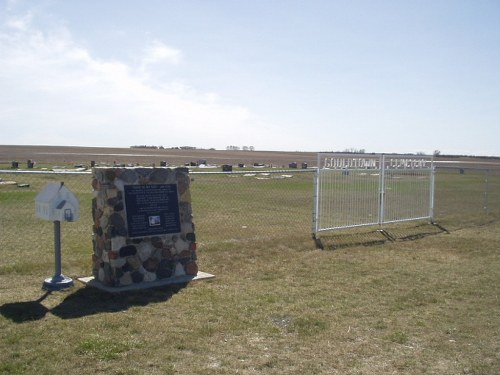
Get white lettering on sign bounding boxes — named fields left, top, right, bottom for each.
left=322, top=157, right=431, bottom=170
left=323, top=157, right=379, bottom=169
left=387, top=158, right=430, bottom=169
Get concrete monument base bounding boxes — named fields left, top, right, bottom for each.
left=77, top=271, right=215, bottom=293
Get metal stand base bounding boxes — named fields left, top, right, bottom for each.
left=42, top=275, right=74, bottom=291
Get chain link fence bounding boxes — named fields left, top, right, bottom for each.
left=1, top=167, right=499, bottom=257
left=434, top=167, right=500, bottom=231
left=0, top=170, right=314, bottom=258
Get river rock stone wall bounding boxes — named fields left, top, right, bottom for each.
left=91, top=167, right=197, bottom=287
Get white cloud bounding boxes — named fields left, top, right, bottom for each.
left=5, top=12, right=33, bottom=31
left=143, top=40, right=182, bottom=65
left=0, top=11, right=266, bottom=149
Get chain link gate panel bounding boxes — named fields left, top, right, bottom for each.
left=313, top=153, right=435, bottom=236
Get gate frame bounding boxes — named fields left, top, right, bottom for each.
left=312, top=153, right=436, bottom=240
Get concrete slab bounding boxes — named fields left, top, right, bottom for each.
left=77, top=271, right=215, bottom=293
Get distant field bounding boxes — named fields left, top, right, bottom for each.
left=1, top=144, right=500, bottom=169
left=0, top=145, right=318, bottom=168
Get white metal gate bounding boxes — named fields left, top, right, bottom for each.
left=313, top=153, right=435, bottom=236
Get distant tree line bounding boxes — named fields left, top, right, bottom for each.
left=130, top=145, right=199, bottom=150
left=131, top=145, right=258, bottom=151
left=226, top=146, right=255, bottom=151
left=329, top=149, right=445, bottom=157
left=130, top=145, right=163, bottom=149
left=342, top=148, right=366, bottom=154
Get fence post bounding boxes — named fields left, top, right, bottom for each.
left=429, top=160, right=436, bottom=223
left=312, top=162, right=320, bottom=237
left=378, top=154, right=386, bottom=226
left=484, top=169, right=490, bottom=214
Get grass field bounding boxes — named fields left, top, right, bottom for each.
left=0, top=223, right=498, bottom=374
left=1, top=158, right=499, bottom=374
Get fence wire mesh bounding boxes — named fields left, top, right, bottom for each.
left=434, top=167, right=500, bottom=231
left=0, top=170, right=313, bottom=256
left=314, top=165, right=434, bottom=233
left=314, top=168, right=380, bottom=231
left=1, top=167, right=499, bottom=258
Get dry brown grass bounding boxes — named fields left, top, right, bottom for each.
left=1, top=223, right=499, bottom=374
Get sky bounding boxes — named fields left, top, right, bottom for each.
left=0, top=0, right=499, bottom=156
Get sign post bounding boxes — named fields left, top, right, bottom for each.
left=43, top=220, right=74, bottom=291
left=35, top=182, right=80, bottom=291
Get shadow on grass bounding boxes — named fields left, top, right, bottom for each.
left=314, top=222, right=448, bottom=250
left=0, top=284, right=187, bottom=323
left=0, top=292, right=51, bottom=323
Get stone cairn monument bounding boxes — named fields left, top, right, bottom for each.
left=91, top=167, right=198, bottom=287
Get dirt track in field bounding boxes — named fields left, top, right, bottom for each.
left=1, top=144, right=499, bottom=169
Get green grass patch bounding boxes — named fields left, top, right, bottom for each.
left=77, top=334, right=135, bottom=361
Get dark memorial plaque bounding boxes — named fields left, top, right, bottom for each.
left=124, top=184, right=181, bottom=237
